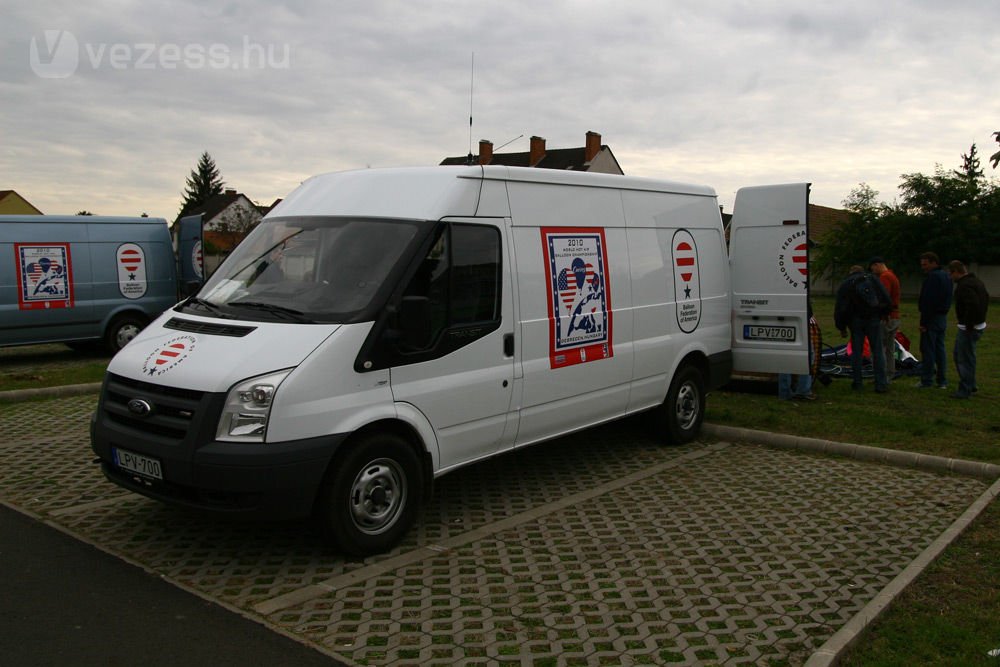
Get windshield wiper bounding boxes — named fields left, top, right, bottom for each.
left=183, top=296, right=229, bottom=318
left=229, top=300, right=315, bottom=322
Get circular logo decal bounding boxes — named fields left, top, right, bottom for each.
left=142, top=335, right=197, bottom=377
left=779, top=229, right=808, bottom=288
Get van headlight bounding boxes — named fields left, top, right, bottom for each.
left=216, top=370, right=291, bottom=442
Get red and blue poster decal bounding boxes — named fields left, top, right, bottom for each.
left=15, top=243, right=74, bottom=310
left=541, top=227, right=613, bottom=369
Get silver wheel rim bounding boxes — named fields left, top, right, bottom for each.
left=674, top=382, right=700, bottom=430
left=349, top=458, right=406, bottom=535
left=115, top=323, right=141, bottom=349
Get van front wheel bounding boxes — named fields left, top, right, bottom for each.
left=320, top=433, right=422, bottom=557
left=660, top=364, right=705, bottom=444
left=106, top=314, right=146, bottom=353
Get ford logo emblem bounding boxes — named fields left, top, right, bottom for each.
left=127, top=398, right=153, bottom=417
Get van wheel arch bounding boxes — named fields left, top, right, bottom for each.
left=105, top=312, right=148, bottom=353
left=317, top=424, right=430, bottom=556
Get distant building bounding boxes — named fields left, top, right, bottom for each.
left=0, top=190, right=43, bottom=215
left=185, top=189, right=262, bottom=252
left=441, top=130, right=624, bottom=175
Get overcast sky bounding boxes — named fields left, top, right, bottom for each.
left=3, top=0, right=999, bottom=220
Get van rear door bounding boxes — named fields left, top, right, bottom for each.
left=729, top=183, right=810, bottom=375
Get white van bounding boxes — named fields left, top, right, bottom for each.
left=90, top=166, right=809, bottom=555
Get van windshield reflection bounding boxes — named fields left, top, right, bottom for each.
left=184, top=217, right=421, bottom=323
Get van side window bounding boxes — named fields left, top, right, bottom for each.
left=398, top=223, right=501, bottom=354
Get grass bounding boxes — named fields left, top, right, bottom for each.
left=708, top=294, right=1000, bottom=664
left=0, top=343, right=110, bottom=393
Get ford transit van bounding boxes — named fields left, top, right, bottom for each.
left=90, top=166, right=809, bottom=555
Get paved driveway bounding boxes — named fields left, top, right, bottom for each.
left=0, top=394, right=992, bottom=665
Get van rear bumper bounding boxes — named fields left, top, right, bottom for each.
left=93, top=425, right=348, bottom=519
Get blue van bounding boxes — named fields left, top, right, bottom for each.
left=0, top=215, right=200, bottom=352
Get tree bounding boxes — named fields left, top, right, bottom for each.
left=76, top=210, right=94, bottom=216
left=814, top=143, right=1000, bottom=279
left=990, top=131, right=1000, bottom=169
left=177, top=151, right=224, bottom=221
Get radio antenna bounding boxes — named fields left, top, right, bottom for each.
left=466, top=52, right=475, bottom=165
left=495, top=134, right=523, bottom=151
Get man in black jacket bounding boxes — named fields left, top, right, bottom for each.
left=948, top=260, right=989, bottom=399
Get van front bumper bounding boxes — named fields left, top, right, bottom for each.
left=92, top=411, right=348, bottom=519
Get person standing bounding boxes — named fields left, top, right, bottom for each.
left=947, top=260, right=989, bottom=399
left=835, top=265, right=891, bottom=392
left=869, top=257, right=901, bottom=381
left=778, top=302, right=818, bottom=401
left=916, top=252, right=953, bottom=389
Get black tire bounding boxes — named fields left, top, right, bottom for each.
left=105, top=314, right=146, bottom=353
left=320, top=432, right=422, bottom=557
left=659, top=364, right=705, bottom=444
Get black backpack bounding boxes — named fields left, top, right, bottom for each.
left=852, top=273, right=890, bottom=315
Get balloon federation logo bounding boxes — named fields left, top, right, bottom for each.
left=142, top=335, right=197, bottom=376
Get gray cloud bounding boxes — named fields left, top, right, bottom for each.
left=3, top=0, right=999, bottom=217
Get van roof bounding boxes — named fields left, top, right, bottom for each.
left=0, top=215, right=168, bottom=225
left=271, top=166, right=717, bottom=221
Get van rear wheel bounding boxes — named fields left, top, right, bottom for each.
left=659, top=364, right=705, bottom=444
left=320, top=433, right=422, bottom=557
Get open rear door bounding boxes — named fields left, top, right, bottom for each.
left=730, top=183, right=810, bottom=375
left=176, top=213, right=204, bottom=296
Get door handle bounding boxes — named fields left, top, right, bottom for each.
left=503, top=333, right=514, bottom=357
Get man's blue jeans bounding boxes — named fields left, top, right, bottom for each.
left=851, top=316, right=887, bottom=390
left=920, top=314, right=948, bottom=387
left=953, top=328, right=983, bottom=397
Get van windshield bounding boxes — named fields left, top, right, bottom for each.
left=182, top=217, right=424, bottom=323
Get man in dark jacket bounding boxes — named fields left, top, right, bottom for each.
left=835, top=265, right=891, bottom=392
left=916, top=252, right=953, bottom=388
left=948, top=260, right=989, bottom=399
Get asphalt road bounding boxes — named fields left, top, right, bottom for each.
left=0, top=504, right=344, bottom=667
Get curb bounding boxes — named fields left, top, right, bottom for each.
left=0, top=382, right=101, bottom=403
left=702, top=423, right=1000, bottom=480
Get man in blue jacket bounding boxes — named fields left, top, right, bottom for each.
left=916, top=251, right=953, bottom=388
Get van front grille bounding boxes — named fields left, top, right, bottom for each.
left=101, top=373, right=207, bottom=444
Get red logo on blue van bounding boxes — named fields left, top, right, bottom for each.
left=116, top=243, right=148, bottom=299
left=672, top=230, right=701, bottom=333
left=142, top=335, right=197, bottom=376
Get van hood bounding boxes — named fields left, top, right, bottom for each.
left=107, top=315, right=341, bottom=392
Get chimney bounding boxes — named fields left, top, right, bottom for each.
left=224, top=188, right=237, bottom=196
left=585, top=131, right=602, bottom=162
left=529, top=135, right=546, bottom=166
left=478, top=139, right=493, bottom=165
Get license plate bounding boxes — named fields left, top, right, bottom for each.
left=112, top=447, right=163, bottom=480
left=744, top=324, right=796, bottom=342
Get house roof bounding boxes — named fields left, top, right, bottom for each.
left=0, top=190, right=43, bottom=214
left=182, top=191, right=252, bottom=222
left=441, top=145, right=621, bottom=172
left=808, top=203, right=850, bottom=242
